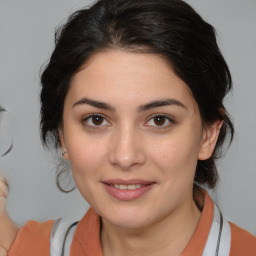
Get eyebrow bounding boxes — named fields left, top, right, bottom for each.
left=72, top=97, right=187, bottom=112
left=138, top=99, right=187, bottom=112
left=73, top=98, right=115, bottom=111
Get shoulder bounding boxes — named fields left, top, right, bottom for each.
left=8, top=220, right=53, bottom=256
left=229, top=222, right=256, bottom=255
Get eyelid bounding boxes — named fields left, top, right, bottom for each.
left=82, top=113, right=111, bottom=127
left=144, top=114, right=175, bottom=128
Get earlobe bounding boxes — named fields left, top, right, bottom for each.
left=198, top=120, right=223, bottom=160
left=58, top=128, right=69, bottom=160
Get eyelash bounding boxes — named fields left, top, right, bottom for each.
left=82, top=114, right=174, bottom=129
left=145, top=114, right=174, bottom=129
left=82, top=114, right=111, bottom=128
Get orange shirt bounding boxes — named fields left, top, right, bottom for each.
left=8, top=192, right=256, bottom=255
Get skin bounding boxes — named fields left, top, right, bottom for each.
left=60, top=50, right=221, bottom=256
left=0, top=177, right=18, bottom=255
left=0, top=213, right=17, bottom=256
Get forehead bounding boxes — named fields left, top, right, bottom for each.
left=67, top=50, right=197, bottom=112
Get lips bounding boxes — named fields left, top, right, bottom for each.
left=102, top=179, right=155, bottom=201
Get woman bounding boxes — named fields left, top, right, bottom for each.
left=3, top=0, right=256, bottom=255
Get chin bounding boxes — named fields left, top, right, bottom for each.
left=101, top=206, right=156, bottom=230
left=107, top=216, right=151, bottom=230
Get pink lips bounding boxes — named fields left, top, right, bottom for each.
left=102, top=179, right=155, bottom=201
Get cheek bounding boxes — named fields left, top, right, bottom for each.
left=147, top=130, right=201, bottom=179
left=66, top=137, right=109, bottom=202
left=67, top=135, right=108, bottom=179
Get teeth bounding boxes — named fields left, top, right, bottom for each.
left=120, top=185, right=127, bottom=190
left=111, top=184, right=142, bottom=190
left=128, top=185, right=136, bottom=190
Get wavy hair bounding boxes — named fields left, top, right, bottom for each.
left=40, top=0, right=234, bottom=191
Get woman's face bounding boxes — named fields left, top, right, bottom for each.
left=60, top=50, right=217, bottom=229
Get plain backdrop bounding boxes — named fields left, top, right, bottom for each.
left=0, top=0, right=256, bottom=234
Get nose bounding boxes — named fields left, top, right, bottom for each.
left=108, top=126, right=146, bottom=170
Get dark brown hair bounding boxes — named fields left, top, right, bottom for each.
left=40, top=0, right=234, bottom=190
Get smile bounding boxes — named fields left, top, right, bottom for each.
left=102, top=179, right=155, bottom=201
left=110, top=184, right=143, bottom=190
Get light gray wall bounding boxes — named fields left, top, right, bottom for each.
left=0, top=0, right=256, bottom=234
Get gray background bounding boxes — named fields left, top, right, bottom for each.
left=0, top=0, right=256, bottom=234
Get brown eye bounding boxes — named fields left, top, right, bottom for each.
left=145, top=114, right=174, bottom=128
left=92, top=115, right=104, bottom=125
left=153, top=116, right=166, bottom=126
left=83, top=114, right=110, bottom=128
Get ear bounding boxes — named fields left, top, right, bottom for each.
left=58, top=128, right=69, bottom=160
left=198, top=120, right=223, bottom=160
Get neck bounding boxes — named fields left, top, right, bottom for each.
left=101, top=195, right=201, bottom=256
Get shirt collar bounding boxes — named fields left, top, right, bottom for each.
left=72, top=190, right=214, bottom=256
